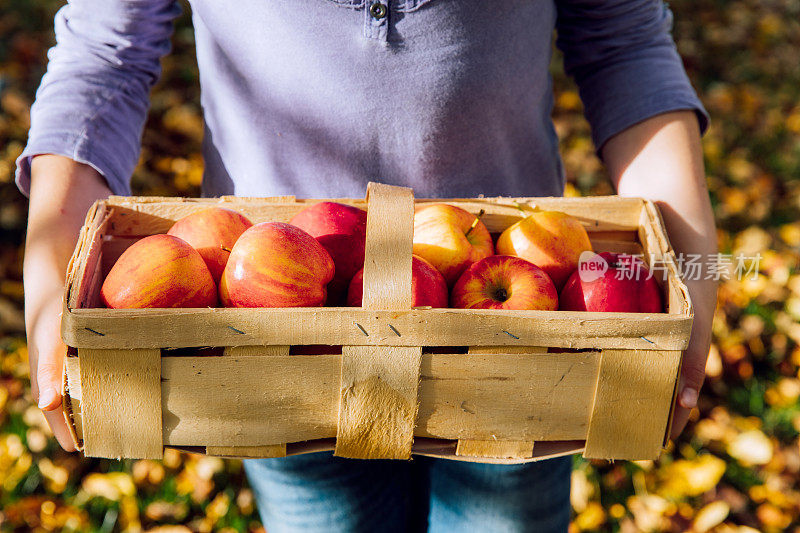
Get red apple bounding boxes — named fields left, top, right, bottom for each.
left=167, top=207, right=253, bottom=283
left=289, top=202, right=367, bottom=305
left=559, top=252, right=663, bottom=313
left=101, top=234, right=217, bottom=308
left=220, top=222, right=335, bottom=307
left=413, top=204, right=494, bottom=286
left=347, top=255, right=448, bottom=308
left=496, top=210, right=592, bottom=289
left=450, top=255, right=558, bottom=310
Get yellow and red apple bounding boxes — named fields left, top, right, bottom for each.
left=289, top=202, right=367, bottom=305
left=167, top=207, right=253, bottom=283
left=347, top=254, right=448, bottom=308
left=220, top=222, right=335, bottom=307
left=496, top=210, right=592, bottom=289
left=101, top=234, right=217, bottom=308
left=413, top=204, right=494, bottom=286
left=450, top=255, right=558, bottom=310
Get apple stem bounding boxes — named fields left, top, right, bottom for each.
left=464, top=209, right=486, bottom=238
left=220, top=245, right=232, bottom=253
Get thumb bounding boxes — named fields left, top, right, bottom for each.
left=37, top=357, right=64, bottom=411
left=677, top=346, right=708, bottom=410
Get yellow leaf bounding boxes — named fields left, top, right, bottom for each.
left=659, top=454, right=726, bottom=498
left=779, top=223, right=800, bottom=247
left=564, top=183, right=581, bottom=197
left=575, top=502, right=606, bottom=530
left=570, top=470, right=594, bottom=513
left=609, top=503, right=626, bottom=520
left=557, top=91, right=582, bottom=112
left=728, top=430, right=773, bottom=466
left=206, top=492, right=231, bottom=523
left=733, top=227, right=771, bottom=256
left=81, top=472, right=136, bottom=501
left=38, top=458, right=69, bottom=493
left=692, top=500, right=730, bottom=532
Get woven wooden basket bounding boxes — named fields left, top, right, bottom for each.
left=61, top=182, right=692, bottom=463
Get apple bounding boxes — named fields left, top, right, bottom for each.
left=496, top=210, right=592, bottom=289
left=101, top=234, right=217, bottom=308
left=559, top=252, right=663, bottom=313
left=450, top=255, right=558, bottom=310
left=413, top=203, right=494, bottom=286
left=289, top=202, right=367, bottom=305
left=347, top=255, right=448, bottom=308
left=220, top=222, right=335, bottom=308
left=167, top=207, right=253, bottom=283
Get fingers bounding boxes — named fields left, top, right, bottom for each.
left=670, top=405, right=690, bottom=441
left=670, top=344, right=710, bottom=441
left=36, top=356, right=65, bottom=411
left=31, top=338, right=75, bottom=452
left=678, top=346, right=708, bottom=410
left=27, top=294, right=70, bottom=447
left=43, top=406, right=77, bottom=452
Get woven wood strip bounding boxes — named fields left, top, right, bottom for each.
left=334, top=182, right=421, bottom=459
left=584, top=349, right=682, bottom=460
left=79, top=348, right=162, bottom=459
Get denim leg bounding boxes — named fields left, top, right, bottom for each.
left=423, top=456, right=572, bottom=533
left=244, top=452, right=412, bottom=533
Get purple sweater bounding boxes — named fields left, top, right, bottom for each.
left=16, top=0, right=707, bottom=199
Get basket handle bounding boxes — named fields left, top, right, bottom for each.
left=359, top=181, right=415, bottom=309
left=334, top=181, right=422, bottom=460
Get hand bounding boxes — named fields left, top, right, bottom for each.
left=601, top=110, right=718, bottom=441
left=669, top=277, right=717, bottom=439
left=24, top=155, right=111, bottom=451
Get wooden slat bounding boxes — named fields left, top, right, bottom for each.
left=589, top=239, right=644, bottom=256
left=651, top=202, right=692, bottom=317
left=639, top=202, right=692, bottom=317
left=63, top=354, right=83, bottom=450
left=456, top=440, right=534, bottom=459
left=416, top=196, right=645, bottom=232
left=223, top=345, right=289, bottom=357
left=101, top=237, right=137, bottom=277
left=178, top=439, right=586, bottom=464
left=214, top=345, right=289, bottom=456
left=104, top=199, right=366, bottom=236
left=65, top=203, right=111, bottom=310
left=156, top=352, right=600, bottom=447
left=456, top=346, right=544, bottom=457
left=100, top=195, right=645, bottom=236
left=62, top=307, right=692, bottom=350
left=103, top=195, right=303, bottom=236
left=467, top=346, right=548, bottom=354
left=584, top=349, right=682, bottom=460
left=79, top=348, right=162, bottom=459
left=206, top=445, right=286, bottom=458
left=162, top=355, right=339, bottom=446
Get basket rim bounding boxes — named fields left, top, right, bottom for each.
left=61, top=193, right=693, bottom=350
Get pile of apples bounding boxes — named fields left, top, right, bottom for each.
left=101, top=202, right=663, bottom=313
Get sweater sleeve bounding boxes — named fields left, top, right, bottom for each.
left=15, top=0, right=181, bottom=196
left=555, top=0, right=709, bottom=152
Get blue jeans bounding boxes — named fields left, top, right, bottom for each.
left=243, top=453, right=571, bottom=532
